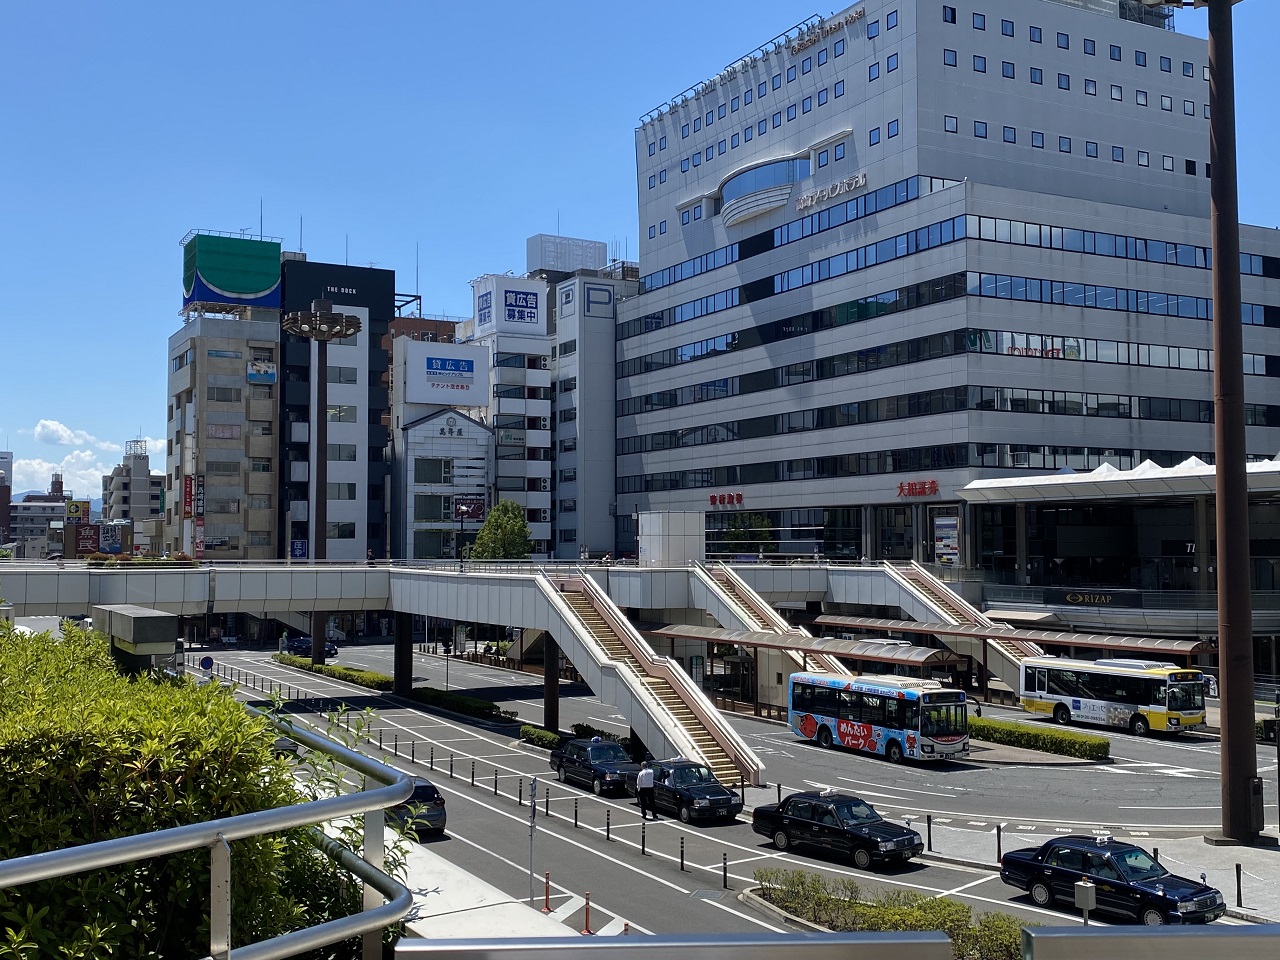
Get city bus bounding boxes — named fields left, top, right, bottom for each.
left=788, top=673, right=970, bottom=762
left=1019, top=656, right=1207, bottom=736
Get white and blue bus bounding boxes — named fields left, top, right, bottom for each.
left=788, top=673, right=970, bottom=762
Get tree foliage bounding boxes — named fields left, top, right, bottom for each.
left=0, top=622, right=396, bottom=959
left=468, top=499, right=532, bottom=560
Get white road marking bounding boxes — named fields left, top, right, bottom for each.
left=936, top=875, right=1000, bottom=897
left=701, top=898, right=787, bottom=933
left=548, top=895, right=585, bottom=921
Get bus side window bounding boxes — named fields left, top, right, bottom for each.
left=904, top=700, right=920, bottom=731
left=884, top=697, right=901, bottom=730
left=838, top=689, right=859, bottom=721
left=1035, top=668, right=1047, bottom=694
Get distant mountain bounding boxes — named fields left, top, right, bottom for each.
left=10, top=491, right=105, bottom=515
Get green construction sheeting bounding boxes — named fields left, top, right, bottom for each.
left=182, top=234, right=281, bottom=299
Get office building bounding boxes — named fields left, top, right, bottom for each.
left=618, top=0, right=1280, bottom=571
left=101, top=440, right=164, bottom=522
left=0, top=451, right=12, bottom=546
left=165, top=231, right=283, bottom=559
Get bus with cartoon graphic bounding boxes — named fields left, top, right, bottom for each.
left=788, top=673, right=970, bottom=762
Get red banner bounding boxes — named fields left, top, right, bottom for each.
left=183, top=476, right=194, bottom=518
left=194, top=518, right=205, bottom=560
left=75, top=524, right=99, bottom=557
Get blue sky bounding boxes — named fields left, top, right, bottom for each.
left=1, top=1, right=1277, bottom=496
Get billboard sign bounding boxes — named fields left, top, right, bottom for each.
left=195, top=475, right=206, bottom=518
left=472, top=276, right=547, bottom=336
left=453, top=496, right=487, bottom=522
left=194, top=518, right=206, bottom=560
left=290, top=539, right=308, bottom=559
left=66, top=500, right=91, bottom=525
left=75, top=524, right=98, bottom=556
left=933, top=516, right=959, bottom=566
left=99, top=524, right=123, bottom=556
left=247, top=360, right=277, bottom=384
left=401, top=340, right=489, bottom=407
left=504, top=289, right=539, bottom=324
left=477, top=290, right=493, bottom=328
left=497, top=428, right=526, bottom=445
left=182, top=233, right=281, bottom=309
left=183, top=477, right=194, bottom=518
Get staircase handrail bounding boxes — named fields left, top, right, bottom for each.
left=708, top=561, right=804, bottom=635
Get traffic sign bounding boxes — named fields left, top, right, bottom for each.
left=199, top=656, right=214, bottom=671
left=290, top=540, right=308, bottom=559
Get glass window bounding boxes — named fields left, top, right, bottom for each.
left=681, top=158, right=689, bottom=172
left=802, top=56, right=812, bottom=74
left=1135, top=50, right=1146, bottom=67
left=786, top=104, right=796, bottom=121
left=834, top=142, right=844, bottom=160
left=1058, top=73, right=1070, bottom=90
left=1003, top=125, right=1016, bottom=143
left=1163, top=154, right=1174, bottom=171
left=659, top=220, right=667, bottom=235
left=758, top=81, right=767, bottom=97
left=718, top=103, right=726, bottom=118
left=802, top=96, right=812, bottom=113
left=772, top=73, right=782, bottom=89
left=693, top=204, right=702, bottom=219
left=692, top=152, right=700, bottom=167
left=772, top=111, right=781, bottom=127
left=744, top=89, right=752, bottom=104
left=1185, top=158, right=1197, bottom=176
left=1031, top=130, right=1044, bottom=148
left=648, top=142, right=656, bottom=156
left=974, top=121, right=987, bottom=138
left=1085, top=78, right=1096, bottom=95
left=1183, top=60, right=1194, bottom=77
left=718, top=139, right=726, bottom=154
left=694, top=117, right=700, bottom=131
left=944, top=48, right=957, bottom=66
left=1057, top=32, right=1069, bottom=49
left=1138, top=150, right=1149, bottom=167
left=648, top=225, right=656, bottom=239
left=1112, top=145, right=1124, bottom=162
left=659, top=168, right=666, bottom=182
left=868, top=19, right=880, bottom=37
left=1084, top=38, right=1095, bottom=55
left=973, top=55, right=986, bottom=73
left=1059, top=136, right=1071, bottom=153
left=945, top=115, right=958, bottom=133
left=1160, top=56, right=1171, bottom=72
left=1111, top=84, right=1122, bottom=100
left=759, top=119, right=767, bottom=135
left=648, top=175, right=656, bottom=189
left=1030, top=25, right=1041, bottom=42
left=888, top=119, right=899, bottom=137
left=731, top=132, right=739, bottom=147
left=1001, top=18, right=1013, bottom=36
left=944, top=5, right=956, bottom=24
left=1031, top=67, right=1042, bottom=84
left=1110, top=44, right=1122, bottom=61
left=973, top=12, right=985, bottom=29
left=887, top=10, right=898, bottom=29
left=870, top=61, right=881, bottom=80
left=1086, top=141, right=1098, bottom=158
left=787, top=65, right=796, bottom=82
left=659, top=135, right=666, bottom=150
left=834, top=38, right=845, bottom=57
left=869, top=127, right=881, bottom=145
left=1137, top=89, right=1148, bottom=106
left=818, top=88, right=828, bottom=105
left=682, top=123, right=689, bottom=138
left=887, top=53, right=898, bottom=71
left=1002, top=61, right=1014, bottom=78
left=834, top=79, right=845, bottom=97
left=719, top=156, right=815, bottom=205
left=1184, top=100, right=1195, bottom=115
left=705, top=146, right=712, bottom=160
left=817, top=48, right=827, bottom=66
left=681, top=209, right=690, bottom=225
left=818, top=149, right=829, bottom=168
left=1161, top=94, right=1173, bottom=111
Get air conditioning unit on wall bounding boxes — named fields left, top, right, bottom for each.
left=539, top=478, right=550, bottom=491
left=539, top=509, right=550, bottom=523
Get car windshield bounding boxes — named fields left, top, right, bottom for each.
left=588, top=743, right=629, bottom=763
left=410, top=783, right=441, bottom=803
left=833, top=799, right=881, bottom=826
left=1167, top=682, right=1204, bottom=711
left=921, top=703, right=968, bottom=738
left=1113, top=847, right=1169, bottom=882
left=670, top=765, right=715, bottom=787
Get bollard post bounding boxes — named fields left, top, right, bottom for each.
left=574, top=798, right=579, bottom=827
left=927, top=814, right=933, bottom=852
left=623, top=923, right=630, bottom=936
left=606, top=809, right=611, bottom=841
left=394, top=734, right=398, bottom=755
left=378, top=729, right=383, bottom=750
left=494, top=768, right=499, bottom=796
left=680, top=836, right=685, bottom=871
left=545, top=787, right=550, bottom=817
left=996, top=823, right=1003, bottom=864
left=1236, top=863, right=1243, bottom=907
left=777, top=783, right=782, bottom=804
left=641, top=821, right=647, bottom=856
left=449, top=754, right=454, bottom=779
left=411, top=741, right=416, bottom=764
left=722, top=852, right=729, bottom=889
left=542, top=872, right=551, bottom=913
left=430, top=746, right=435, bottom=770
left=519, top=779, right=524, bottom=806
left=1153, top=846, right=1159, bottom=863
left=471, top=760, right=476, bottom=786
left=581, top=892, right=594, bottom=936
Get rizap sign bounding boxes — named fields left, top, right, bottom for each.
left=795, top=172, right=867, bottom=211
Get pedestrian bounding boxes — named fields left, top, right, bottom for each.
left=636, top=761, right=656, bottom=820
left=367, top=549, right=376, bottom=567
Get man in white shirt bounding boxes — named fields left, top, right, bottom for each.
left=636, top=761, right=656, bottom=820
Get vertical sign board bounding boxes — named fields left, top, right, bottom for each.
left=290, top=539, right=308, bottom=560
left=194, top=475, right=206, bottom=518
left=194, top=518, right=206, bottom=560
left=99, top=525, right=123, bottom=556
left=66, top=500, right=91, bottom=524
left=933, top=516, right=960, bottom=565
left=183, top=476, right=194, bottom=518
left=75, top=524, right=98, bottom=557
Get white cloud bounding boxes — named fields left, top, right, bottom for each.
left=11, top=434, right=166, bottom=498
left=32, top=419, right=120, bottom=452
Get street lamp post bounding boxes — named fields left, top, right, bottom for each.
left=282, top=299, right=362, bottom=666
left=1141, top=0, right=1258, bottom=842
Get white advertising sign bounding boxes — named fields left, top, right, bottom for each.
left=402, top=339, right=489, bottom=407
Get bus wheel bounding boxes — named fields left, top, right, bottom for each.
left=885, top=740, right=904, bottom=764
left=817, top=726, right=834, bottom=749
left=1130, top=714, right=1150, bottom=737
left=1052, top=704, right=1070, bottom=725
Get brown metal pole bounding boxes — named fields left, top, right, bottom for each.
left=1207, top=0, right=1258, bottom=842
left=311, top=336, right=328, bottom=665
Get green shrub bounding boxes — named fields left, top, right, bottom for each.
left=0, top=622, right=370, bottom=959
left=969, top=716, right=1110, bottom=761
left=520, top=725, right=563, bottom=749
left=753, top=866, right=1036, bottom=959
left=405, top=686, right=512, bottom=721
left=271, top=653, right=394, bottom=691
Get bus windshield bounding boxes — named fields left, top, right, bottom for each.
left=1166, top=681, right=1205, bottom=712
left=921, top=703, right=967, bottom=739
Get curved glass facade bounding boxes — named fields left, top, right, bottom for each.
left=720, top=158, right=811, bottom=206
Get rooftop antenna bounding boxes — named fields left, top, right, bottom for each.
left=345, top=234, right=349, bottom=266
left=299, top=214, right=303, bottom=252
left=415, top=241, right=420, bottom=300
left=556, top=210, right=560, bottom=236
left=259, top=197, right=263, bottom=240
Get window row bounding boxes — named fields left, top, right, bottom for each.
left=617, top=441, right=1217, bottom=495
left=618, top=380, right=1278, bottom=456
left=944, top=6, right=1204, bottom=79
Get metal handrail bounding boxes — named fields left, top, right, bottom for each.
left=0, top=705, right=414, bottom=960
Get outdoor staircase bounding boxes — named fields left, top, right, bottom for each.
left=891, top=563, right=1040, bottom=689
left=560, top=590, right=741, bottom=785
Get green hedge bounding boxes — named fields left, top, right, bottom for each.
left=520, top=724, right=563, bottom=749
left=755, top=867, right=1031, bottom=960
left=271, top=653, right=514, bottom=720
left=1, top=623, right=363, bottom=958
left=272, top=653, right=394, bottom=690
left=969, top=716, right=1110, bottom=761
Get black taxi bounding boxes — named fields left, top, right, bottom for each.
left=624, top=758, right=743, bottom=823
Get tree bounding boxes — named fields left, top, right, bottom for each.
left=468, top=499, right=532, bottom=560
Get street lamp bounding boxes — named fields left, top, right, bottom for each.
left=1140, top=0, right=1258, bottom=842
left=282, top=298, right=362, bottom=665
left=455, top=499, right=482, bottom=565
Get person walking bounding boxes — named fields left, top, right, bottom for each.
left=636, top=761, right=657, bottom=820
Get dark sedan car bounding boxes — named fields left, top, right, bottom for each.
left=1000, top=835, right=1224, bottom=925
left=549, top=737, right=640, bottom=795
left=386, top=777, right=447, bottom=839
left=752, top=789, right=923, bottom=870
left=624, top=759, right=743, bottom=823
left=286, top=636, right=338, bottom=658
